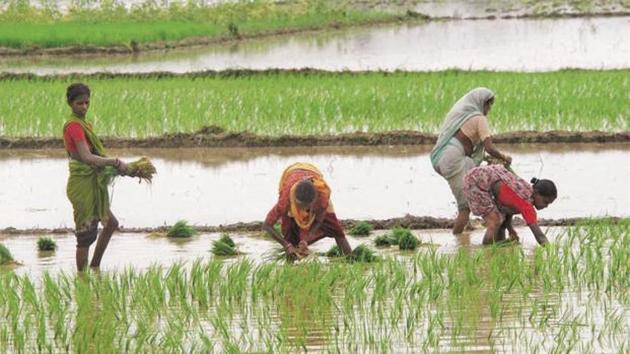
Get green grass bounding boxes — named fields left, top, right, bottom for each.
left=0, top=243, right=13, bottom=264
left=374, top=227, right=419, bottom=250
left=36, top=236, right=57, bottom=251
left=0, top=220, right=627, bottom=351
left=0, top=1, right=395, bottom=49
left=166, top=220, right=196, bottom=238
left=1, top=70, right=627, bottom=138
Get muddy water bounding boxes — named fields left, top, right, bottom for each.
left=2, top=17, right=629, bottom=73
left=1, top=226, right=564, bottom=278
left=0, top=144, right=628, bottom=230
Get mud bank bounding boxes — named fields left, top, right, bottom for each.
left=1, top=216, right=622, bottom=236
left=2, top=128, right=629, bottom=149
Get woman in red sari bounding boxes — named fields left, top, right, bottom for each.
left=263, top=162, right=352, bottom=259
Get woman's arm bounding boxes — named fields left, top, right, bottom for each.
left=528, top=224, right=549, bottom=245
left=483, top=137, right=512, bottom=164
left=262, top=223, right=297, bottom=257
left=505, top=215, right=520, bottom=241
left=75, top=140, right=128, bottom=172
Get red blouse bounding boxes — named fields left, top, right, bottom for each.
left=63, top=122, right=93, bottom=154
left=497, top=182, right=537, bottom=225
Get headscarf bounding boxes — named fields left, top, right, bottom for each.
left=430, top=87, right=495, bottom=167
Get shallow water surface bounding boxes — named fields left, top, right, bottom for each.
left=3, top=17, right=629, bottom=73
left=0, top=144, right=628, bottom=229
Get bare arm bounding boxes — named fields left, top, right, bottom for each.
left=74, top=140, right=128, bottom=172
left=483, top=137, right=512, bottom=164
left=528, top=224, right=549, bottom=246
left=505, top=215, right=520, bottom=242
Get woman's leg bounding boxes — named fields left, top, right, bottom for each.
left=90, top=210, right=119, bottom=268
left=482, top=212, right=502, bottom=245
left=453, top=207, right=470, bottom=234
left=306, top=213, right=352, bottom=255
left=75, top=220, right=98, bottom=271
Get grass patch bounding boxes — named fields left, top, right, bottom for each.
left=1, top=70, right=627, bottom=138
left=0, top=1, right=396, bottom=49
left=349, top=221, right=373, bottom=237
left=166, top=220, right=196, bottom=238
left=36, top=236, right=57, bottom=251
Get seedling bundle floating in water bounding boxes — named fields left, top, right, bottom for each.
left=212, top=233, right=239, bottom=256
left=37, top=236, right=57, bottom=251
left=324, top=244, right=379, bottom=263
left=167, top=220, right=196, bottom=238
left=374, top=227, right=420, bottom=250
left=0, top=243, right=14, bottom=265
left=349, top=221, right=373, bottom=236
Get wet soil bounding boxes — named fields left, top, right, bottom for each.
left=0, top=216, right=621, bottom=236
left=1, top=127, right=628, bottom=149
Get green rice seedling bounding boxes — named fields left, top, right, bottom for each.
left=324, top=245, right=343, bottom=258
left=348, top=245, right=379, bottom=263
left=398, top=231, right=420, bottom=251
left=211, top=233, right=238, bottom=256
left=1, top=70, right=627, bottom=139
left=374, top=234, right=393, bottom=247
left=0, top=243, right=13, bottom=265
left=167, top=220, right=196, bottom=238
left=36, top=236, right=57, bottom=251
left=349, top=221, right=373, bottom=237
left=0, top=1, right=396, bottom=49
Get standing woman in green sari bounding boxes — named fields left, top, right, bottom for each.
left=430, top=88, right=512, bottom=234
left=63, top=83, right=129, bottom=271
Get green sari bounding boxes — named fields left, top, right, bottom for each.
left=64, top=115, right=115, bottom=232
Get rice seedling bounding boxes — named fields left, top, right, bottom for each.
left=36, top=236, right=57, bottom=251
left=1, top=70, right=627, bottom=138
left=0, top=1, right=396, bottom=49
left=374, top=227, right=419, bottom=250
left=324, top=245, right=343, bottom=258
left=0, top=243, right=13, bottom=264
left=349, top=221, right=373, bottom=237
left=166, top=220, right=196, bottom=238
left=211, top=233, right=239, bottom=256
left=347, top=245, right=379, bottom=263
left=0, top=220, right=626, bottom=352
left=126, top=157, right=157, bottom=183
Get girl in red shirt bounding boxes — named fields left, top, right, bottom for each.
left=463, top=165, right=557, bottom=246
left=63, top=83, right=130, bottom=271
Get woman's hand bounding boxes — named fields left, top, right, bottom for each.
left=297, top=240, right=310, bottom=257
left=115, top=159, right=129, bottom=175
left=285, top=244, right=299, bottom=259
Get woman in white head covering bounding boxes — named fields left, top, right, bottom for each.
left=430, top=87, right=512, bottom=234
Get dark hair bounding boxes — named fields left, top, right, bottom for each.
left=531, top=178, right=557, bottom=198
left=66, top=83, right=90, bottom=103
left=295, top=180, right=316, bottom=205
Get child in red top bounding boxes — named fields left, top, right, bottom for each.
left=463, top=165, right=558, bottom=246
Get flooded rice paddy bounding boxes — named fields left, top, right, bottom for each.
left=0, top=144, right=628, bottom=230
left=3, top=17, right=630, bottom=74
left=0, top=221, right=628, bottom=352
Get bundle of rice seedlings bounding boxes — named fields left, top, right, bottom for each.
left=37, top=236, right=57, bottom=251
left=374, top=234, right=393, bottom=247
left=348, top=245, right=378, bottom=263
left=349, top=221, right=373, bottom=237
left=127, top=157, right=157, bottom=183
left=211, top=233, right=238, bottom=256
left=167, top=220, right=196, bottom=238
left=324, top=245, right=343, bottom=257
left=398, top=231, right=420, bottom=250
left=0, top=243, right=14, bottom=265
